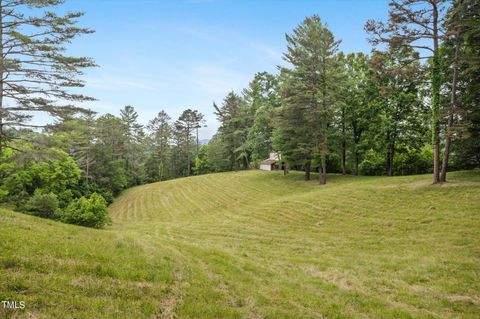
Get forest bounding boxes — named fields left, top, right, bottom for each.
left=0, top=0, right=479, bottom=228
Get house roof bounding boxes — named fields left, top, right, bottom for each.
left=261, top=159, right=276, bottom=165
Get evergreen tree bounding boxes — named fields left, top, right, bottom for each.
left=275, top=15, right=340, bottom=184
left=147, top=110, right=173, bottom=181
left=214, top=92, right=245, bottom=170
left=174, top=109, right=204, bottom=176
left=120, top=105, right=145, bottom=185
left=0, top=0, right=96, bottom=155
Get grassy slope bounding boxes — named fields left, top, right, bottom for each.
left=1, top=171, right=479, bottom=318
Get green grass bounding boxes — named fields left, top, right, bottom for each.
left=1, top=170, right=480, bottom=318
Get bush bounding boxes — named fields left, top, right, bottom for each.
left=60, top=193, right=109, bottom=228
left=25, top=192, right=59, bottom=218
left=394, top=145, right=433, bottom=175
left=0, top=189, right=8, bottom=202
left=359, top=149, right=385, bottom=176
left=57, top=189, right=74, bottom=208
left=418, top=145, right=434, bottom=173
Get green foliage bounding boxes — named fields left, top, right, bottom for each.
left=174, top=109, right=205, bottom=176
left=0, top=0, right=95, bottom=152
left=205, top=136, right=232, bottom=172
left=242, top=72, right=280, bottom=164
left=274, top=15, right=340, bottom=182
left=25, top=191, right=59, bottom=219
left=120, top=105, right=147, bottom=186
left=214, top=92, right=248, bottom=170
left=447, top=0, right=480, bottom=170
left=0, top=189, right=8, bottom=201
left=0, top=148, right=80, bottom=208
left=144, top=154, right=163, bottom=183
left=394, top=145, right=433, bottom=175
left=359, top=149, right=385, bottom=176
left=147, top=110, right=173, bottom=181
left=194, top=145, right=211, bottom=175
left=61, top=193, right=109, bottom=228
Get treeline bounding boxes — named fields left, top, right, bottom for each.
left=197, top=0, right=479, bottom=183
left=0, top=106, right=207, bottom=225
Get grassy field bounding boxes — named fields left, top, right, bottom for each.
left=1, top=170, right=480, bottom=318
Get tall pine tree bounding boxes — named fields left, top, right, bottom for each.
left=276, top=15, right=340, bottom=184
left=0, top=0, right=96, bottom=154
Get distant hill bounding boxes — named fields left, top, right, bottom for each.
left=1, top=170, right=480, bottom=318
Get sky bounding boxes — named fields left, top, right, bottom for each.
left=56, top=0, right=390, bottom=139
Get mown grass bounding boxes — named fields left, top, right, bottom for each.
left=1, top=170, right=480, bottom=318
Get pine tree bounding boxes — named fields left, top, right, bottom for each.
left=175, top=109, right=204, bottom=176
left=120, top=105, right=145, bottom=185
left=214, top=92, right=244, bottom=170
left=147, top=110, right=172, bottom=180
left=0, top=0, right=96, bottom=155
left=276, top=15, right=340, bottom=184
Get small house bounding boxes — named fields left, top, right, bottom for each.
left=260, top=152, right=280, bottom=171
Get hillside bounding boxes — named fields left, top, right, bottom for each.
left=1, top=170, right=480, bottom=318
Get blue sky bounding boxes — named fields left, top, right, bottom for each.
left=60, top=0, right=390, bottom=139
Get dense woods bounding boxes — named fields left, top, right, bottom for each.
left=0, top=0, right=478, bottom=227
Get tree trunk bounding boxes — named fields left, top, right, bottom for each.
left=243, top=156, right=248, bottom=169
left=86, top=152, right=90, bottom=188
left=433, top=144, right=440, bottom=183
left=354, top=151, right=359, bottom=175
left=196, top=127, right=199, bottom=155
left=186, top=124, right=191, bottom=176
left=440, top=36, right=459, bottom=182
left=341, top=107, right=346, bottom=175
left=386, top=150, right=392, bottom=176
left=319, top=154, right=327, bottom=185
left=386, top=132, right=394, bottom=176
left=304, top=161, right=311, bottom=181
left=187, top=146, right=190, bottom=176
left=352, top=123, right=362, bottom=176
left=387, top=147, right=394, bottom=176
left=432, top=0, right=440, bottom=184
left=0, top=3, right=3, bottom=157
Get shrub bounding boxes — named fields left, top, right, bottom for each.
left=0, top=189, right=8, bottom=202
left=57, top=189, right=74, bottom=208
left=25, top=192, right=59, bottom=218
left=60, top=193, right=109, bottom=228
left=0, top=149, right=80, bottom=205
left=359, top=149, right=385, bottom=176
left=394, top=145, right=433, bottom=175
left=418, top=145, right=434, bottom=173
